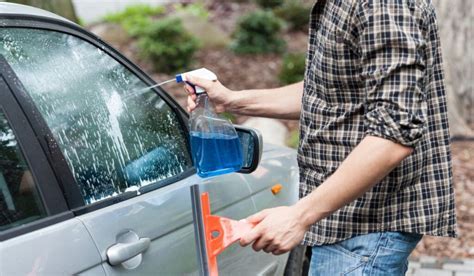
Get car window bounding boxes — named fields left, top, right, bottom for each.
left=0, top=28, right=192, bottom=205
left=0, top=109, right=47, bottom=231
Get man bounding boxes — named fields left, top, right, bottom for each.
left=185, top=0, right=456, bottom=274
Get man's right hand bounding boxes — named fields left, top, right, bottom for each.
left=184, top=75, right=235, bottom=113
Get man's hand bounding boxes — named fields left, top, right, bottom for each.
left=239, top=205, right=310, bottom=255
left=184, top=75, right=234, bottom=113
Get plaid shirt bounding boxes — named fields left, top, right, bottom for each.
left=299, top=0, right=457, bottom=246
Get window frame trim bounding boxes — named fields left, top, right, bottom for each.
left=0, top=55, right=85, bottom=210
left=0, top=15, right=195, bottom=214
left=0, top=70, right=72, bottom=241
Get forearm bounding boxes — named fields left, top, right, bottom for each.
left=226, top=81, right=303, bottom=120
left=296, top=136, right=414, bottom=226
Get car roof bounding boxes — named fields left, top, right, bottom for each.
left=0, top=2, right=74, bottom=24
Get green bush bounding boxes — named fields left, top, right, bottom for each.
left=286, top=129, right=299, bottom=149
left=137, top=18, right=200, bottom=74
left=274, top=2, right=311, bottom=31
left=255, top=0, right=284, bottom=9
left=279, top=53, right=306, bottom=85
left=231, top=10, right=286, bottom=54
left=104, top=4, right=165, bottom=36
left=174, top=2, right=209, bottom=19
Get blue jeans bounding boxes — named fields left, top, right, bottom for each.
left=309, top=232, right=423, bottom=276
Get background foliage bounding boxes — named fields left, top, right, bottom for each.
left=254, top=0, right=284, bottom=9
left=274, top=1, right=311, bottom=31
left=279, top=53, right=306, bottom=85
left=137, top=17, right=200, bottom=74
left=231, top=10, right=286, bottom=54
left=103, top=4, right=165, bottom=36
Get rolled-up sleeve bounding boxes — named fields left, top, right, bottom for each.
left=360, top=2, right=428, bottom=147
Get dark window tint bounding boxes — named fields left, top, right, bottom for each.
left=0, top=110, right=46, bottom=231
left=0, top=29, right=192, bottom=204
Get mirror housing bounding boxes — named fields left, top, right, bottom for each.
left=235, top=125, right=263, bottom=174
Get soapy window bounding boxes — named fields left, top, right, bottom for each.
left=0, top=28, right=192, bottom=205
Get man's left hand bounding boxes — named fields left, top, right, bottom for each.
left=239, top=205, right=309, bottom=255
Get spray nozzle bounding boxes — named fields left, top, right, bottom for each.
left=176, top=68, right=217, bottom=94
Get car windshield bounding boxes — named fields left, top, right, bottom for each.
left=0, top=28, right=192, bottom=204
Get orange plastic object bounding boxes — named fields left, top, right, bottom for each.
left=200, top=192, right=254, bottom=276
left=271, top=184, right=283, bottom=195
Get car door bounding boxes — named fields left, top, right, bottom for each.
left=0, top=66, right=104, bottom=275
left=0, top=21, right=274, bottom=275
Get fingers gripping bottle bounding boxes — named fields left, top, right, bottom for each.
left=176, top=68, right=243, bottom=178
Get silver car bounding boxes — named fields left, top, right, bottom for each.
left=0, top=3, right=304, bottom=275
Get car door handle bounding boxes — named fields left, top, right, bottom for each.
left=107, top=237, right=151, bottom=266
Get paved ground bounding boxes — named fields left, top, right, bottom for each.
left=407, top=257, right=474, bottom=276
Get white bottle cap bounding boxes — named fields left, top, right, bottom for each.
left=175, top=68, right=217, bottom=94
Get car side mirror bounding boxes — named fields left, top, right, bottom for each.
left=235, top=125, right=262, bottom=174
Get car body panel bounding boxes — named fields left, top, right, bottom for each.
left=0, top=218, right=104, bottom=275
left=236, top=146, right=300, bottom=276
left=77, top=171, right=282, bottom=275
left=244, top=145, right=300, bottom=211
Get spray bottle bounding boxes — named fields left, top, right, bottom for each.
left=175, top=68, right=243, bottom=178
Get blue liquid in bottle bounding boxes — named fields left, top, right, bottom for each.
left=190, top=131, right=243, bottom=178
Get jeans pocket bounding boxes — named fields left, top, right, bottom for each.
left=370, top=232, right=422, bottom=276
left=385, top=232, right=423, bottom=253
left=332, top=244, right=366, bottom=260
left=371, top=246, right=412, bottom=276
left=333, top=232, right=383, bottom=260
left=311, top=244, right=366, bottom=276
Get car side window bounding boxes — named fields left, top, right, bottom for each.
left=0, top=28, right=192, bottom=204
left=0, top=109, right=47, bottom=231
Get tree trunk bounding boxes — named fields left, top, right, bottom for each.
left=432, top=0, right=473, bottom=137
left=7, top=0, right=79, bottom=23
